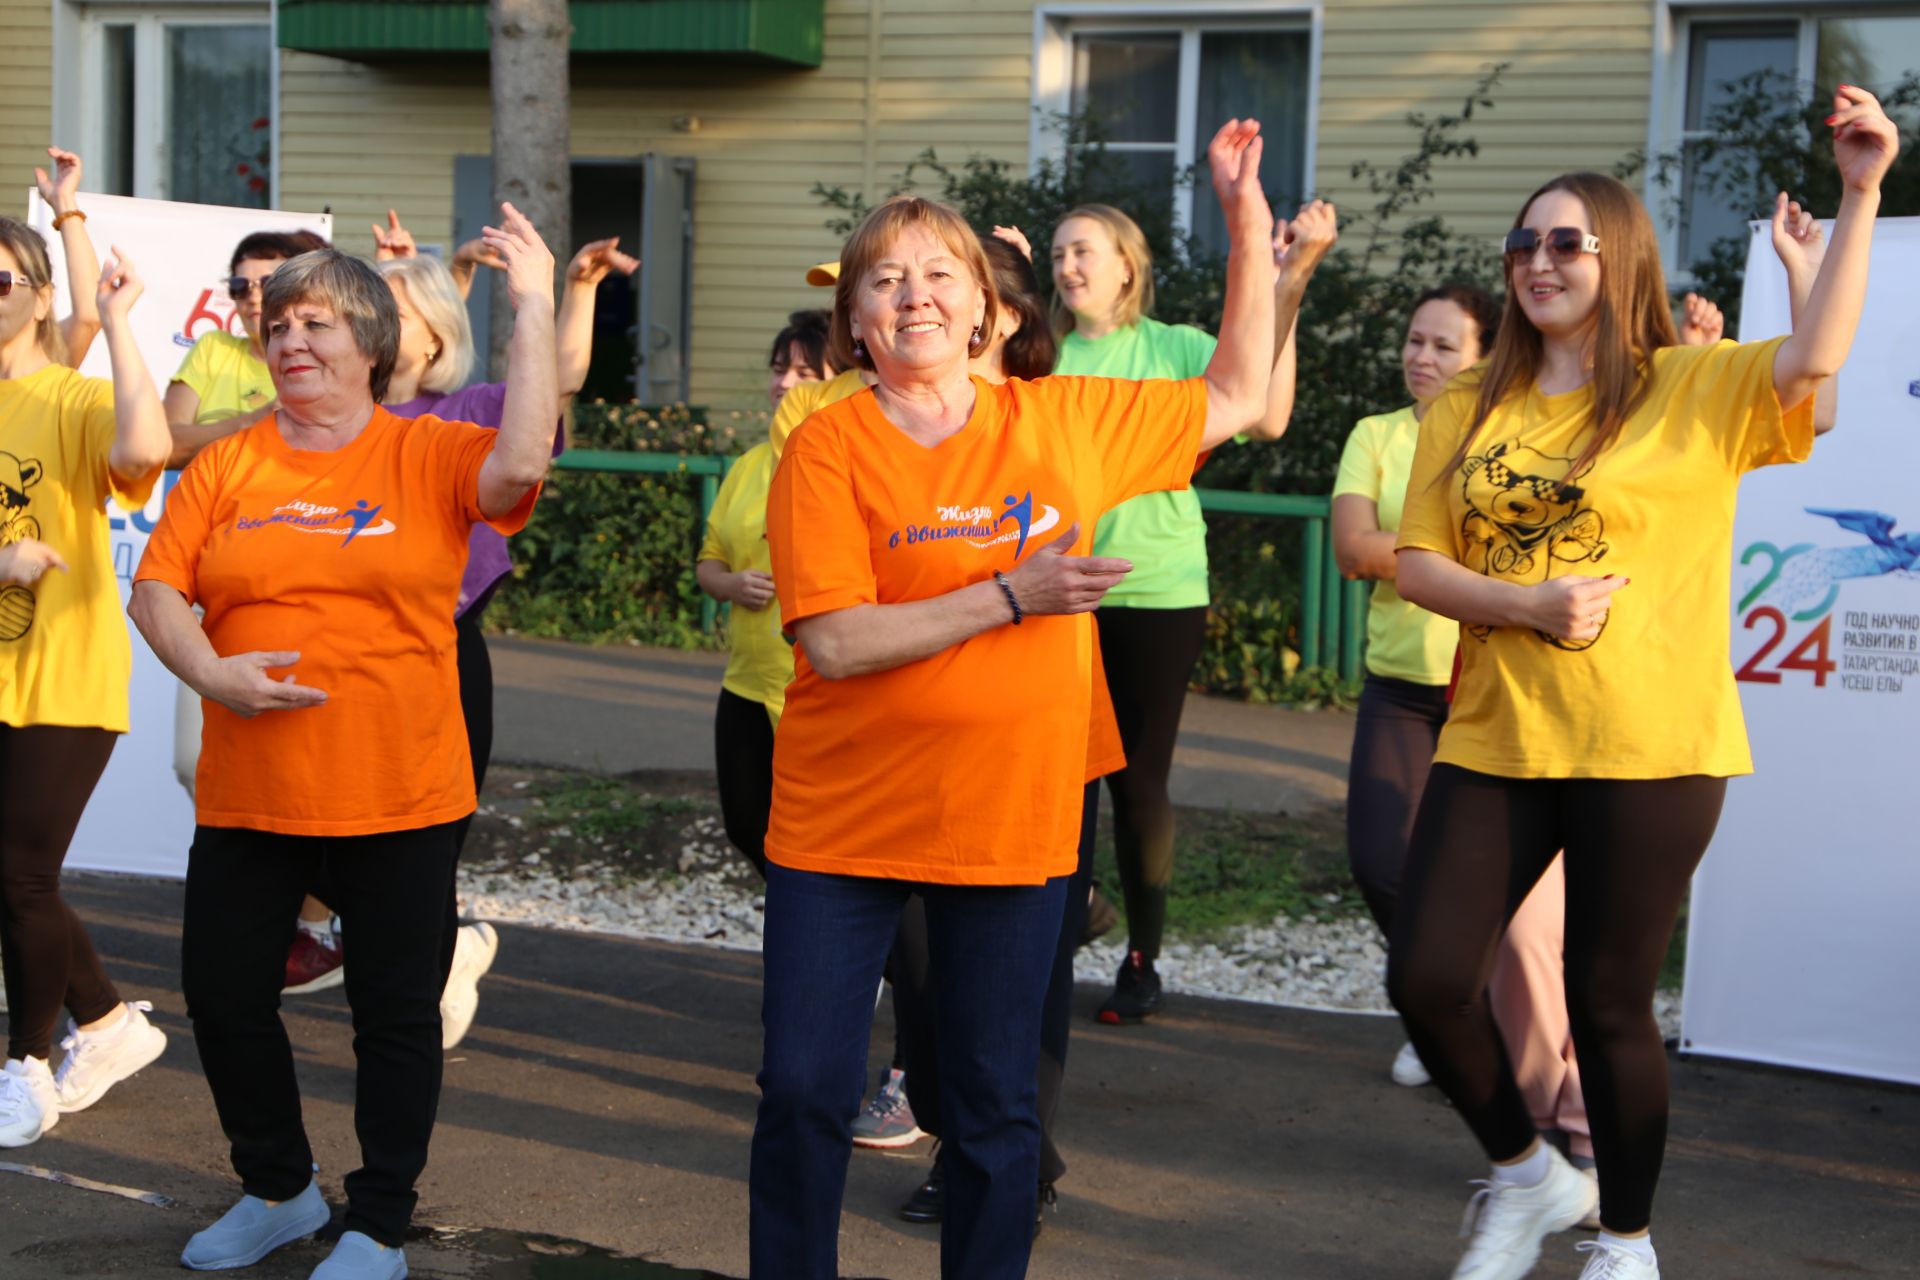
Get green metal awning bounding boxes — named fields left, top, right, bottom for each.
left=277, top=0, right=823, bottom=67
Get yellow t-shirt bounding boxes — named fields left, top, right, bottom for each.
left=1332, top=404, right=1457, bottom=686
left=1, top=365, right=162, bottom=731
left=699, top=441, right=791, bottom=724
left=769, top=369, right=865, bottom=460
left=172, top=331, right=273, bottom=424
left=1396, top=338, right=1813, bottom=780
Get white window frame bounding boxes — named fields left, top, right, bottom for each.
left=1031, top=3, right=1323, bottom=242
left=1648, top=1, right=1914, bottom=276
left=53, top=1, right=275, bottom=206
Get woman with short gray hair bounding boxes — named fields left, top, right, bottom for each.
left=128, top=206, right=561, bottom=1280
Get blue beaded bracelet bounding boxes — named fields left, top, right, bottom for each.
left=992, top=570, right=1023, bottom=625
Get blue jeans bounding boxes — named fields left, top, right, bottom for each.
left=749, top=862, right=1069, bottom=1280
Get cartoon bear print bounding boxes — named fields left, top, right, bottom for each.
left=0, top=450, right=46, bottom=642
left=1457, top=440, right=1610, bottom=651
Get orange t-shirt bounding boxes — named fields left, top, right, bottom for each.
left=765, top=375, right=1207, bottom=885
left=135, top=408, right=537, bottom=836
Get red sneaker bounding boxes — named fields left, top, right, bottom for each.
left=283, top=930, right=344, bottom=994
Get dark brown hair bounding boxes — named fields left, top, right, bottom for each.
left=229, top=229, right=331, bottom=275
left=769, top=308, right=832, bottom=377
left=1446, top=172, right=1677, bottom=482
left=978, top=234, right=1057, bottom=381
left=1410, top=282, right=1501, bottom=356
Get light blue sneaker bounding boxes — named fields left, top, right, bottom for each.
left=181, top=1178, right=330, bottom=1269
left=310, top=1230, right=408, bottom=1279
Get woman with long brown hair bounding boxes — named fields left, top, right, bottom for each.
left=1388, top=87, right=1897, bottom=1280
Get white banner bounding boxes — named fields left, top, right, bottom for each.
left=1682, top=216, right=1920, bottom=1085
left=27, top=192, right=331, bottom=878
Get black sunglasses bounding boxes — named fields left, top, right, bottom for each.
left=0, top=270, right=38, bottom=297
left=1503, top=227, right=1601, bottom=264
left=227, top=276, right=264, bottom=301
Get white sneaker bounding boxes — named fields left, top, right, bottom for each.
left=1451, top=1146, right=1599, bottom=1280
left=0, top=1057, right=58, bottom=1146
left=1391, top=1040, right=1432, bottom=1087
left=441, top=921, right=499, bottom=1050
left=1575, top=1238, right=1660, bottom=1278
left=53, top=1001, right=168, bottom=1113
left=1574, top=1164, right=1601, bottom=1230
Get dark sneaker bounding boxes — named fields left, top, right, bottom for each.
left=1081, top=886, right=1119, bottom=948
left=851, top=1066, right=926, bottom=1149
left=896, top=1147, right=946, bottom=1224
left=1034, top=1180, right=1057, bottom=1242
left=1095, top=950, right=1162, bottom=1025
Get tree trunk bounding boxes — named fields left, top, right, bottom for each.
left=488, top=0, right=572, bottom=378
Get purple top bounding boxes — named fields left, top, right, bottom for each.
left=387, top=382, right=563, bottom=619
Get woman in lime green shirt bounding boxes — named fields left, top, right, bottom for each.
left=1048, top=201, right=1330, bottom=1023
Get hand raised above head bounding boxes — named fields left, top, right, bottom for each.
left=991, top=225, right=1033, bottom=263
left=35, top=147, right=83, bottom=212
left=567, top=236, right=642, bottom=287
left=1768, top=193, right=1827, bottom=277
left=1678, top=292, right=1724, bottom=347
left=96, top=245, right=144, bottom=321
left=1206, top=119, right=1273, bottom=249
left=481, top=202, right=559, bottom=311
left=1274, top=199, right=1338, bottom=282
left=1827, top=84, right=1899, bottom=196
left=372, top=209, right=418, bottom=261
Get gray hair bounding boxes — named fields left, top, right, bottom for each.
left=260, top=250, right=400, bottom=401
left=377, top=255, right=475, bottom=394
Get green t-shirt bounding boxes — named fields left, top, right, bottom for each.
left=171, top=330, right=272, bottom=424
left=1331, top=405, right=1457, bottom=686
left=1054, top=316, right=1217, bottom=608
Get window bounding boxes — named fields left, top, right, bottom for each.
left=1034, top=9, right=1317, bottom=258
left=63, top=5, right=273, bottom=210
left=1662, top=7, right=1920, bottom=273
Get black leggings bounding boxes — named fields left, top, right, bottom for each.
left=893, top=782, right=1098, bottom=1185
left=0, top=723, right=123, bottom=1061
left=1095, top=605, right=1207, bottom=963
left=1345, top=674, right=1450, bottom=935
left=714, top=688, right=775, bottom=877
left=1386, top=764, right=1727, bottom=1234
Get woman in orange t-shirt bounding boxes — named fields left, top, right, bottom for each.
left=751, top=121, right=1315, bottom=1279
left=129, top=211, right=559, bottom=1280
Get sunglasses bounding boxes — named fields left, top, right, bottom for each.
left=227, top=276, right=266, bottom=301
left=0, top=270, right=39, bottom=297
left=1503, top=227, right=1601, bottom=264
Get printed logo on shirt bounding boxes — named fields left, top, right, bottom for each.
left=234, top=499, right=397, bottom=546
left=1458, top=440, right=1609, bottom=650
left=0, top=450, right=45, bottom=642
left=885, top=492, right=1061, bottom=557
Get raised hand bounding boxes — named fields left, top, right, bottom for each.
left=1827, top=85, right=1899, bottom=197
left=34, top=147, right=83, bottom=213
left=372, top=209, right=418, bottom=261
left=1769, top=193, right=1827, bottom=280
left=1678, top=292, right=1725, bottom=346
left=96, top=245, right=144, bottom=326
left=992, top=225, right=1033, bottom=263
left=1206, top=119, right=1274, bottom=251
left=481, top=202, right=558, bottom=313
left=1003, top=523, right=1133, bottom=616
left=1274, top=199, right=1338, bottom=282
left=200, top=651, right=329, bottom=719
left=566, top=236, right=641, bottom=287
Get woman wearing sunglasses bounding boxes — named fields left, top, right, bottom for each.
left=0, top=216, right=172, bottom=1147
left=164, top=229, right=332, bottom=469
left=1388, top=86, right=1896, bottom=1280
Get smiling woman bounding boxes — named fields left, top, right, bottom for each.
left=748, top=120, right=1310, bottom=1280
left=125, top=211, right=563, bottom=1280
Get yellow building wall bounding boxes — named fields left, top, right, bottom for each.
left=1, top=0, right=54, bottom=218
left=278, top=0, right=1660, bottom=410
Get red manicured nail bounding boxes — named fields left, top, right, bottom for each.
left=1825, top=115, right=1840, bottom=125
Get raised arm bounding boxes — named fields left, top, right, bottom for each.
left=1198, top=120, right=1277, bottom=450
left=557, top=237, right=640, bottom=404
left=96, top=248, right=171, bottom=482
left=475, top=203, right=559, bottom=521
left=1772, top=86, right=1898, bottom=411
left=37, top=149, right=101, bottom=365
left=1769, top=195, right=1838, bottom=434
left=1247, top=201, right=1337, bottom=442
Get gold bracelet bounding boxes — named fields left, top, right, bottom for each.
left=51, top=209, right=86, bottom=229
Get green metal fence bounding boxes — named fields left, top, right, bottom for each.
left=550, top=449, right=1370, bottom=681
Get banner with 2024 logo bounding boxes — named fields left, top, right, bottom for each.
left=26, top=192, right=331, bottom=878
left=1682, top=216, right=1920, bottom=1085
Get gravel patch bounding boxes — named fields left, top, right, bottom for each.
left=459, top=808, right=1683, bottom=1039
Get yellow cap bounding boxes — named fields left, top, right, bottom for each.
left=805, top=261, right=840, bottom=287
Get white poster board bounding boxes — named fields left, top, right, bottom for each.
left=27, top=192, right=331, bottom=878
left=1682, top=217, right=1920, bottom=1085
